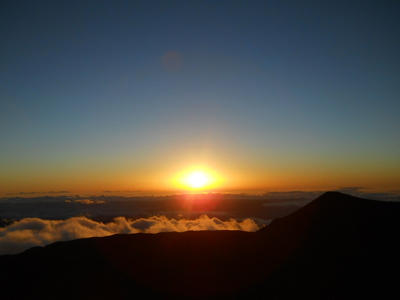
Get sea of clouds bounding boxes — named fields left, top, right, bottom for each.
left=1, top=188, right=399, bottom=256
left=0, top=215, right=263, bottom=255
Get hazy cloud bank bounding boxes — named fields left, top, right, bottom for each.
left=6, top=191, right=71, bottom=195
left=3, top=189, right=399, bottom=204
left=262, top=199, right=313, bottom=207
left=0, top=215, right=264, bottom=255
left=0, top=193, right=322, bottom=221
left=334, top=187, right=400, bottom=201
left=2, top=190, right=398, bottom=224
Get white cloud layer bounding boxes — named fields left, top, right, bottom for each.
left=0, top=215, right=263, bottom=255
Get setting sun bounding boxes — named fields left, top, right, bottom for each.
left=188, top=172, right=208, bottom=188
left=172, top=167, right=222, bottom=191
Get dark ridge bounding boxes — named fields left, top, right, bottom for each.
left=1, top=192, right=400, bottom=299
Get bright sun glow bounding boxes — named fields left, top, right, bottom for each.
left=172, top=167, right=221, bottom=191
left=188, top=172, right=208, bottom=188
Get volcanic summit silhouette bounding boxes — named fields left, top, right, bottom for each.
left=1, top=192, right=400, bottom=299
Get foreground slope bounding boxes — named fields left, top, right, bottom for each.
left=1, top=192, right=400, bottom=299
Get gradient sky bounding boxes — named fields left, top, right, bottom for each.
left=1, top=0, right=399, bottom=195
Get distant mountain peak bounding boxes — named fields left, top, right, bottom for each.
left=257, top=191, right=388, bottom=236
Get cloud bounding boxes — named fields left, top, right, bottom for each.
left=71, top=199, right=106, bottom=204
left=2, top=190, right=397, bottom=226
left=258, top=191, right=324, bottom=200
left=334, top=187, right=400, bottom=201
left=262, top=199, right=312, bottom=207
left=6, top=191, right=71, bottom=195
left=0, top=215, right=264, bottom=255
left=334, top=187, right=368, bottom=195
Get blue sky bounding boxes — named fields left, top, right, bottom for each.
left=1, top=0, right=399, bottom=194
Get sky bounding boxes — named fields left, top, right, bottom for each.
left=1, top=0, right=399, bottom=195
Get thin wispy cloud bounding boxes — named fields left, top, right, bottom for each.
left=68, top=199, right=106, bottom=204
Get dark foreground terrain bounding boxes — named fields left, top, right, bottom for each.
left=1, top=192, right=400, bottom=299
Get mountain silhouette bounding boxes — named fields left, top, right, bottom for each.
left=1, top=192, right=400, bottom=299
